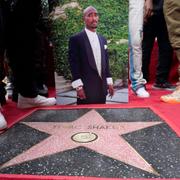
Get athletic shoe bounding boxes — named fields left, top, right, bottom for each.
left=152, top=82, right=176, bottom=91
left=160, top=87, right=180, bottom=104
left=0, top=111, right=7, bottom=131
left=135, top=87, right=150, bottom=98
left=17, top=94, right=56, bottom=109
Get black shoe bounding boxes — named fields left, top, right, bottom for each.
left=38, top=84, right=49, bottom=97
left=0, top=82, right=6, bottom=105
left=152, top=82, right=176, bottom=91
left=12, top=88, right=18, bottom=102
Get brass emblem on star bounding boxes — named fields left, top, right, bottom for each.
left=71, top=132, right=98, bottom=143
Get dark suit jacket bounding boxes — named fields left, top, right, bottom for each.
left=68, top=30, right=112, bottom=104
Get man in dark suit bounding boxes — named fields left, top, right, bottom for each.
left=68, top=6, right=114, bottom=105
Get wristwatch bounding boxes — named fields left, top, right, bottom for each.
left=76, top=86, right=83, bottom=91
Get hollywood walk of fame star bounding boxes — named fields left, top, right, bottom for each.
left=1, top=110, right=162, bottom=175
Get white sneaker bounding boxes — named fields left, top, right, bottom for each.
left=17, top=94, right=56, bottom=109
left=135, top=87, right=150, bottom=98
left=0, top=111, right=7, bottom=130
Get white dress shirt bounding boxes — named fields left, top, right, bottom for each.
left=85, top=28, right=102, bottom=77
left=72, top=28, right=113, bottom=89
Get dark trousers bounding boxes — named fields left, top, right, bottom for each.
left=77, top=91, right=106, bottom=105
left=142, top=13, right=173, bottom=83
left=5, top=0, right=46, bottom=98
left=7, top=28, right=39, bottom=98
left=77, top=97, right=106, bottom=105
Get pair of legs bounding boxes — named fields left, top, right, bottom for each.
left=129, top=0, right=149, bottom=98
left=5, top=0, right=56, bottom=108
left=164, top=0, right=180, bottom=82
left=142, top=12, right=173, bottom=84
left=0, top=56, right=7, bottom=131
left=77, top=96, right=106, bottom=105
left=161, top=0, right=180, bottom=103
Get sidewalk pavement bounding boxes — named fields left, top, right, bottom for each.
left=56, top=87, right=128, bottom=105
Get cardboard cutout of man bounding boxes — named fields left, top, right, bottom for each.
left=68, top=6, right=114, bottom=104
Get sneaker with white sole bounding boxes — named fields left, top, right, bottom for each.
left=160, top=87, right=180, bottom=104
left=17, top=94, right=56, bottom=109
left=135, top=87, right=150, bottom=98
left=0, top=111, right=7, bottom=131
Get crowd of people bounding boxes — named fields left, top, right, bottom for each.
left=0, top=0, right=179, bottom=132
left=129, top=0, right=180, bottom=102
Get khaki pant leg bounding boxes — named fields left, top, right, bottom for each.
left=164, top=0, right=180, bottom=83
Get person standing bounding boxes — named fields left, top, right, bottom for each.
left=161, top=0, right=180, bottom=103
left=4, top=0, right=56, bottom=108
left=0, top=1, right=7, bottom=130
left=142, top=0, right=175, bottom=91
left=68, top=6, right=114, bottom=104
left=129, top=0, right=152, bottom=98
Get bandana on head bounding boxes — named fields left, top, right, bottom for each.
left=83, top=6, right=98, bottom=16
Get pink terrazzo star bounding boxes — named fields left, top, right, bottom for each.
left=1, top=110, right=162, bottom=174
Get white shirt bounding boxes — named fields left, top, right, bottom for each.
left=85, top=28, right=102, bottom=77
left=72, top=28, right=113, bottom=89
